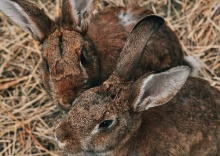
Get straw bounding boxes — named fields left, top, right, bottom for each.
left=0, top=0, right=219, bottom=155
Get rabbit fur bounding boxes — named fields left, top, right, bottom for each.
left=55, top=15, right=220, bottom=156
left=0, top=0, right=184, bottom=110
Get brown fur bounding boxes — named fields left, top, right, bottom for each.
left=44, top=6, right=183, bottom=109
left=55, top=76, right=220, bottom=156
left=127, top=77, right=220, bottom=156
left=88, top=7, right=183, bottom=81
left=55, top=15, right=219, bottom=155
left=0, top=0, right=184, bottom=110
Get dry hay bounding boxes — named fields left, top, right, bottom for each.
left=0, top=0, right=219, bottom=155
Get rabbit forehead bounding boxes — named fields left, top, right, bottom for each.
left=44, top=29, right=83, bottom=56
left=43, top=29, right=84, bottom=77
left=68, top=84, right=130, bottom=125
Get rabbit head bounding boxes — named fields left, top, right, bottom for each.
left=55, top=15, right=193, bottom=155
left=0, top=0, right=101, bottom=109
left=55, top=66, right=191, bottom=155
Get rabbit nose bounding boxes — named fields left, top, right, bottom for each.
left=55, top=133, right=67, bottom=149
left=58, top=98, right=72, bottom=110
left=55, top=120, right=71, bottom=143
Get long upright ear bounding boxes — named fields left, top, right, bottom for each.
left=104, top=15, right=165, bottom=84
left=132, top=66, right=191, bottom=112
left=61, top=0, right=94, bottom=31
left=0, top=0, right=54, bottom=41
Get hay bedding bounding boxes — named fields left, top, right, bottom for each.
left=0, top=0, right=219, bottom=155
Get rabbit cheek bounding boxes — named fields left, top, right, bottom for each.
left=53, top=78, right=85, bottom=109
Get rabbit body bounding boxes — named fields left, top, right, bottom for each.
left=55, top=75, right=220, bottom=156
left=0, top=0, right=183, bottom=109
left=55, top=16, right=220, bottom=155
left=87, top=7, right=183, bottom=80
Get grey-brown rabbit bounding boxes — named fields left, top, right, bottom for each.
left=55, top=15, right=220, bottom=156
left=0, top=0, right=184, bottom=110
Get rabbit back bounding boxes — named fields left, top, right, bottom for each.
left=88, top=7, right=183, bottom=81
left=125, top=77, right=220, bottom=155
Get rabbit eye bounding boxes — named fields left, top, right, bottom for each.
left=98, top=120, right=114, bottom=130
left=80, top=47, right=88, bottom=66
left=92, top=117, right=117, bottom=134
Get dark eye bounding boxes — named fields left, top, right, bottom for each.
left=98, top=120, right=114, bottom=130
left=80, top=47, right=88, bottom=66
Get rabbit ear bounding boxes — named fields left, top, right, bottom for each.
left=0, top=0, right=54, bottom=41
left=61, top=0, right=94, bottom=31
left=132, top=66, right=191, bottom=112
left=104, top=15, right=165, bottom=84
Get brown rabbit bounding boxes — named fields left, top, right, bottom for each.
left=55, top=15, right=220, bottom=155
left=0, top=0, right=184, bottom=110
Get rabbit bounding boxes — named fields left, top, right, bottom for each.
left=0, top=0, right=184, bottom=110
left=55, top=14, right=220, bottom=156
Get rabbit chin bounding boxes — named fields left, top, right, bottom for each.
left=59, top=145, right=114, bottom=156
left=56, top=141, right=84, bottom=155
left=57, top=138, right=115, bottom=156
left=54, top=135, right=66, bottom=149
left=63, top=151, right=113, bottom=156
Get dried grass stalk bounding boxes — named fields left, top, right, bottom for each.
left=0, top=0, right=219, bottom=155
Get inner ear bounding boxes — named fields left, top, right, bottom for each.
left=132, top=66, right=191, bottom=112
left=61, top=0, right=78, bottom=30
left=61, top=0, right=94, bottom=31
